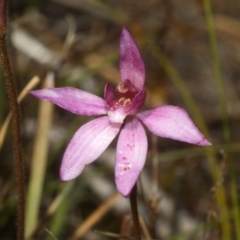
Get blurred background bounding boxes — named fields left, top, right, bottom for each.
left=1, top=0, right=240, bottom=239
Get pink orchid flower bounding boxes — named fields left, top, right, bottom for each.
left=30, top=27, right=211, bottom=197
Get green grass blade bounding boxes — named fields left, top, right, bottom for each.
left=147, top=41, right=230, bottom=239
left=25, top=74, right=54, bottom=239
left=203, top=0, right=239, bottom=238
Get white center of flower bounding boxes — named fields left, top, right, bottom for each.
left=108, top=110, right=126, bottom=123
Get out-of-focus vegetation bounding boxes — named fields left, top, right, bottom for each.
left=1, top=0, right=240, bottom=239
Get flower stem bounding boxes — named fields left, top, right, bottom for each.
left=129, top=184, right=141, bottom=240
left=0, top=2, right=25, bottom=239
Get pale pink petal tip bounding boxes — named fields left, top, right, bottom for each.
left=120, top=27, right=145, bottom=90
left=116, top=170, right=141, bottom=197
left=137, top=106, right=211, bottom=146
left=60, top=165, right=82, bottom=181
left=198, top=138, right=212, bottom=146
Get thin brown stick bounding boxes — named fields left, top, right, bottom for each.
left=129, top=184, right=141, bottom=240
left=71, top=192, right=120, bottom=240
left=0, top=1, right=25, bottom=239
left=0, top=76, right=40, bottom=150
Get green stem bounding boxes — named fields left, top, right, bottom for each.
left=0, top=3, right=25, bottom=239
left=129, top=184, right=141, bottom=240
left=203, top=0, right=239, bottom=239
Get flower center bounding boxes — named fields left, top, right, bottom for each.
left=113, top=80, right=139, bottom=112
left=115, top=79, right=138, bottom=100
left=105, top=80, right=145, bottom=123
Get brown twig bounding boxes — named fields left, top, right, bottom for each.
left=0, top=1, right=25, bottom=239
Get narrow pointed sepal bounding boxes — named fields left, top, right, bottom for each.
left=137, top=106, right=211, bottom=146
left=30, top=87, right=108, bottom=116
left=120, top=27, right=145, bottom=90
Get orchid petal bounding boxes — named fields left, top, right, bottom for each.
left=137, top=106, right=211, bottom=146
left=30, top=87, right=108, bottom=116
left=115, top=117, right=147, bottom=197
left=120, top=27, right=145, bottom=90
left=60, top=116, right=121, bottom=181
left=104, top=83, right=116, bottom=108
left=130, top=90, right=146, bottom=114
